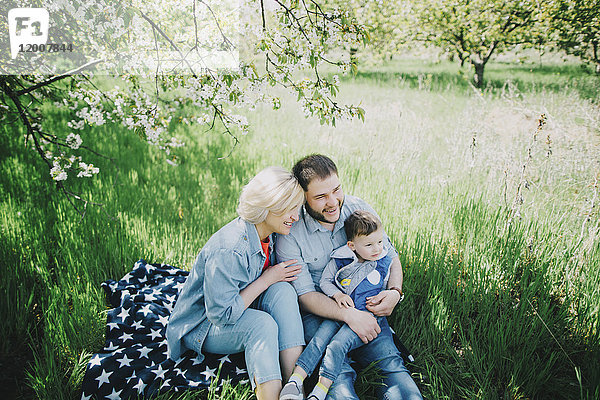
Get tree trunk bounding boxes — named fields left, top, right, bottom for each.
left=350, top=47, right=358, bottom=64
left=593, top=41, right=599, bottom=74
left=473, top=61, right=485, bottom=88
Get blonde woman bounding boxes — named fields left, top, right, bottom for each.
left=167, top=167, right=305, bottom=400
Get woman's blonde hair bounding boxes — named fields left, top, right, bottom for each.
left=237, top=166, right=305, bottom=224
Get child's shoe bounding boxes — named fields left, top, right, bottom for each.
left=279, top=380, right=304, bottom=400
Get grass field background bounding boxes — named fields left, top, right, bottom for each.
left=1, top=58, right=599, bottom=399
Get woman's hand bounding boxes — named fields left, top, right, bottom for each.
left=332, top=292, right=354, bottom=308
left=260, top=259, right=302, bottom=286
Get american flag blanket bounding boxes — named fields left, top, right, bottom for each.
left=80, top=259, right=249, bottom=399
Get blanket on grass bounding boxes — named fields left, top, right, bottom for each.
left=80, top=260, right=249, bottom=400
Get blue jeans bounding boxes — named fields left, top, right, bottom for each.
left=296, top=319, right=342, bottom=377
left=302, top=313, right=422, bottom=400
left=184, top=282, right=305, bottom=388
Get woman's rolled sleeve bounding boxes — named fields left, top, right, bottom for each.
left=204, top=249, right=248, bottom=327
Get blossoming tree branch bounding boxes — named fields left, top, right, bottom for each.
left=0, top=0, right=367, bottom=215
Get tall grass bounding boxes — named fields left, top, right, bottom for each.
left=1, top=58, right=599, bottom=399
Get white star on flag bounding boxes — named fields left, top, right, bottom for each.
left=165, top=294, right=176, bottom=304
left=235, top=366, right=247, bottom=375
left=139, top=304, right=152, bottom=317
left=174, top=281, right=185, bottom=292
left=105, top=342, right=119, bottom=351
left=95, top=369, right=113, bottom=387
left=138, top=346, right=152, bottom=359
left=126, top=372, right=138, bottom=384
left=116, top=354, right=133, bottom=368
left=149, top=328, right=162, bottom=340
left=118, top=332, right=133, bottom=343
left=107, top=322, right=119, bottom=331
left=106, top=388, right=123, bottom=400
left=201, top=366, right=217, bottom=380
left=160, top=378, right=171, bottom=389
left=133, top=378, right=146, bottom=394
left=153, top=364, right=167, bottom=380
left=80, top=393, right=91, bottom=400
left=163, top=278, right=174, bottom=286
left=157, top=314, right=169, bottom=326
left=218, top=355, right=231, bottom=364
left=144, top=292, right=157, bottom=302
left=117, top=307, right=130, bottom=322
left=132, top=320, right=143, bottom=330
left=89, top=354, right=102, bottom=367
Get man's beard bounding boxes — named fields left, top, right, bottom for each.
left=305, top=197, right=344, bottom=224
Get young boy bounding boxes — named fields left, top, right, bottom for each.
left=280, top=210, right=405, bottom=400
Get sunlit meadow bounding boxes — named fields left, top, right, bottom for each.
left=1, top=57, right=599, bottom=399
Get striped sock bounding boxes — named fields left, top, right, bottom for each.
left=289, top=372, right=304, bottom=386
left=307, top=382, right=329, bottom=400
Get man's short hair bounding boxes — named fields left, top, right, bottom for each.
left=237, top=166, right=304, bottom=224
left=292, top=154, right=338, bottom=191
left=344, top=210, right=382, bottom=240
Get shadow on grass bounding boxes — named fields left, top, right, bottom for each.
left=0, top=109, right=260, bottom=399
left=389, top=197, right=600, bottom=399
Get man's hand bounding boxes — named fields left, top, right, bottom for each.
left=343, top=307, right=380, bottom=343
left=332, top=292, right=354, bottom=308
left=365, top=289, right=401, bottom=316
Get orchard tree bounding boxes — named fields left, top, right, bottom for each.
left=547, top=0, right=600, bottom=73
left=414, top=0, right=542, bottom=87
left=0, top=0, right=368, bottom=215
left=334, top=0, right=412, bottom=62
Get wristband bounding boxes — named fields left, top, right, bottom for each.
left=389, top=286, right=405, bottom=302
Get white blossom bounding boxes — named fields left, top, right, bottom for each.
left=66, top=133, right=83, bottom=149
left=77, top=162, right=100, bottom=178
left=50, top=165, right=67, bottom=181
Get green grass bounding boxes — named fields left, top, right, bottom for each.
left=1, top=57, right=599, bottom=399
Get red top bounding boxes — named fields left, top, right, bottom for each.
left=261, top=237, right=270, bottom=270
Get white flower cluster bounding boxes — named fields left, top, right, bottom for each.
left=66, top=133, right=83, bottom=149
left=77, top=162, right=100, bottom=178
left=48, top=152, right=101, bottom=181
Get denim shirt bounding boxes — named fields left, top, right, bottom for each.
left=166, top=217, right=272, bottom=361
left=275, top=195, right=397, bottom=297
